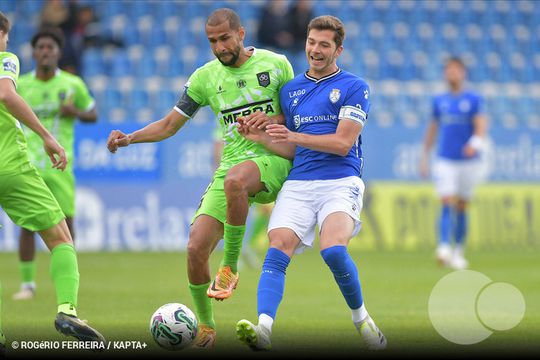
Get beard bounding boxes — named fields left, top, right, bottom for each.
left=215, top=46, right=241, bottom=66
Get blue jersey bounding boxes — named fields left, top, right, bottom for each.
left=432, top=91, right=484, bottom=160
left=280, top=69, right=370, bottom=181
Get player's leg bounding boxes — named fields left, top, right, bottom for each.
left=236, top=228, right=300, bottom=351
left=13, top=228, right=37, bottom=300
left=187, top=214, right=223, bottom=348
left=211, top=155, right=291, bottom=300
left=433, top=159, right=459, bottom=265
left=237, top=180, right=313, bottom=350
left=318, top=177, right=386, bottom=350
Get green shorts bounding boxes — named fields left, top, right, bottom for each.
left=0, top=164, right=65, bottom=232
left=40, top=169, right=75, bottom=217
left=193, top=155, right=292, bottom=224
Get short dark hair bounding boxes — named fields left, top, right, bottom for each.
left=445, top=56, right=466, bottom=70
left=0, top=11, right=11, bottom=33
left=31, top=27, right=65, bottom=49
left=307, top=15, right=345, bottom=48
left=206, top=8, right=241, bottom=31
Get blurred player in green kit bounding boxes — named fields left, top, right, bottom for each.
left=12, top=27, right=97, bottom=301
left=0, top=13, right=104, bottom=353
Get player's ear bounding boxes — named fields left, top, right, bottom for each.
left=335, top=45, right=344, bottom=58
left=238, top=26, right=245, bottom=41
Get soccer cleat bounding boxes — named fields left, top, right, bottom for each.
left=54, top=312, right=106, bottom=345
left=236, top=319, right=271, bottom=351
left=449, top=254, right=468, bottom=270
left=192, top=325, right=216, bottom=349
left=355, top=316, right=387, bottom=350
left=12, top=284, right=36, bottom=300
left=435, top=244, right=452, bottom=267
left=207, top=266, right=239, bottom=300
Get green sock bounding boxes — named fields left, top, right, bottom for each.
left=221, top=223, right=245, bottom=273
left=50, top=243, right=79, bottom=315
left=19, top=261, right=36, bottom=284
left=189, top=282, right=215, bottom=329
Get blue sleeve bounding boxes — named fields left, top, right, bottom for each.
left=474, top=95, right=485, bottom=115
left=344, top=82, right=370, bottom=115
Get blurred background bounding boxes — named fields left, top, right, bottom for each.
left=0, top=0, right=539, bottom=252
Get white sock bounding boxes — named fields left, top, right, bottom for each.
left=258, top=313, right=274, bottom=333
left=352, top=304, right=369, bottom=323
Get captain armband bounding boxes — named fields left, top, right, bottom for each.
left=174, top=91, right=201, bottom=118
left=338, top=105, right=367, bottom=126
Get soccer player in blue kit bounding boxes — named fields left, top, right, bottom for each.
left=234, top=15, right=386, bottom=351
left=420, top=57, right=488, bottom=270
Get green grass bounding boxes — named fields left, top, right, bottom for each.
left=1, top=249, right=539, bottom=357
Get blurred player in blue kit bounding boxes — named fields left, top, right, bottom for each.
left=420, top=57, right=488, bottom=270
left=234, top=15, right=386, bottom=351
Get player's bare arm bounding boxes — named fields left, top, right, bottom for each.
left=420, top=120, right=439, bottom=177
left=463, top=114, right=488, bottom=158
left=0, top=78, right=67, bottom=170
left=107, top=110, right=189, bottom=153
left=266, top=118, right=363, bottom=157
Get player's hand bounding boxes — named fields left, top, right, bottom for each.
left=60, top=103, right=79, bottom=118
left=43, top=135, right=67, bottom=171
left=462, top=144, right=477, bottom=158
left=266, top=124, right=294, bottom=143
left=107, top=130, right=131, bottom=153
left=243, top=111, right=272, bottom=129
left=237, top=117, right=265, bottom=143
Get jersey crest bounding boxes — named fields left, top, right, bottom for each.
left=329, top=88, right=341, bottom=103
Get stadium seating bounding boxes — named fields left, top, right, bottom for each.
left=2, top=0, right=539, bottom=128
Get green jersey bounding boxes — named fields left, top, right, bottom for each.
left=0, top=51, right=29, bottom=173
left=175, top=47, right=294, bottom=177
left=18, top=69, right=95, bottom=173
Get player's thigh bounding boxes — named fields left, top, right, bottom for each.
left=42, top=171, right=75, bottom=217
left=317, top=176, right=364, bottom=249
left=268, top=180, right=317, bottom=254
left=457, top=160, right=482, bottom=200
left=224, top=160, right=266, bottom=195
left=250, top=155, right=292, bottom=204
left=192, top=176, right=227, bottom=224
left=433, top=158, right=459, bottom=198
left=0, top=168, right=65, bottom=233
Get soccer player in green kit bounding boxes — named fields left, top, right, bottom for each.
left=13, top=27, right=97, bottom=301
left=107, top=8, right=293, bottom=348
left=0, top=13, right=104, bottom=353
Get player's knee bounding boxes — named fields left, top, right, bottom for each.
left=224, top=172, right=246, bottom=195
left=187, top=229, right=211, bottom=260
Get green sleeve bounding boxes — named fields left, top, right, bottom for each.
left=278, top=56, right=294, bottom=91
left=0, top=52, right=20, bottom=86
left=185, top=68, right=209, bottom=107
left=73, top=76, right=95, bottom=111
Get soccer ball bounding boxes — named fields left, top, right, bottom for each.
left=149, top=303, right=198, bottom=350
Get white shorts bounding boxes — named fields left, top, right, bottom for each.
left=433, top=158, right=485, bottom=200
left=268, top=176, right=365, bottom=254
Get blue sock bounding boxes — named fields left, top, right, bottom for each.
left=455, top=211, right=467, bottom=245
left=321, top=245, right=363, bottom=310
left=439, top=204, right=452, bottom=245
left=257, top=247, right=290, bottom=319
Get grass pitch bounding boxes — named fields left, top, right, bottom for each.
left=1, top=248, right=539, bottom=358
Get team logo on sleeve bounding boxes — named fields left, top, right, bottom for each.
left=2, top=57, right=17, bottom=74
left=329, top=88, right=341, bottom=103
left=256, top=72, right=270, bottom=87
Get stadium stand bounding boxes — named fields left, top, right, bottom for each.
left=1, top=0, right=539, bottom=129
